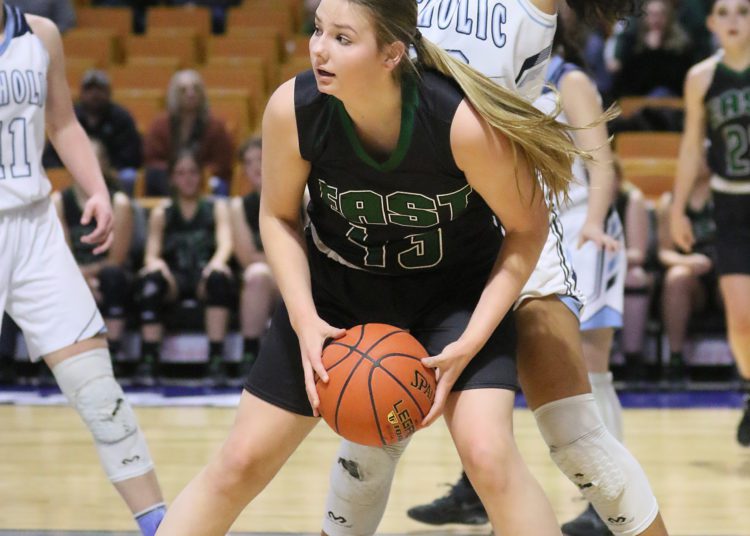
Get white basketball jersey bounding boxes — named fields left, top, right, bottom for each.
left=534, top=57, right=589, bottom=209
left=0, top=5, right=50, bottom=212
left=417, top=0, right=556, bottom=101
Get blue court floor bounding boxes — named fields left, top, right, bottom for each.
left=0, top=384, right=745, bottom=409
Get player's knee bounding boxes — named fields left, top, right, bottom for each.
left=459, top=434, right=514, bottom=492
left=138, top=271, right=168, bottom=323
left=51, top=348, right=155, bottom=482
left=243, top=262, right=273, bottom=288
left=535, top=394, right=659, bottom=535
left=322, top=439, right=409, bottom=536
left=330, top=440, right=404, bottom=501
left=213, top=440, right=267, bottom=488
left=665, top=265, right=692, bottom=285
left=204, top=270, right=233, bottom=308
left=98, top=266, right=129, bottom=319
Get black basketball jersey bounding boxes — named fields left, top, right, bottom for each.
left=62, top=187, right=108, bottom=266
left=242, top=191, right=263, bottom=252
left=296, top=69, right=502, bottom=275
left=162, top=198, right=216, bottom=278
left=705, top=63, right=750, bottom=181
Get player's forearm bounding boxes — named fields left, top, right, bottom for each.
left=672, top=149, right=703, bottom=213
left=458, top=225, right=547, bottom=356
left=48, top=121, right=107, bottom=198
left=658, top=249, right=692, bottom=267
left=585, top=161, right=615, bottom=228
left=260, top=213, right=316, bottom=330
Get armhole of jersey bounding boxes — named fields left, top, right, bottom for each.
left=516, top=0, right=557, bottom=29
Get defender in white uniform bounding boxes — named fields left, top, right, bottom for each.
left=536, top=56, right=627, bottom=331
left=321, top=3, right=668, bottom=536
left=0, top=5, right=166, bottom=535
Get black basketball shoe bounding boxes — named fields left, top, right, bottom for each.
left=561, top=504, right=613, bottom=536
left=406, top=475, right=488, bottom=526
left=737, top=395, right=750, bottom=447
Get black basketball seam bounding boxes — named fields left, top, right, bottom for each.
left=330, top=325, right=420, bottom=445
left=333, top=324, right=367, bottom=433
left=368, top=360, right=388, bottom=447
left=363, top=328, right=409, bottom=356
left=376, top=359, right=431, bottom=419
left=320, top=330, right=366, bottom=376
left=362, top=327, right=419, bottom=446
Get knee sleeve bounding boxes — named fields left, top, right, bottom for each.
left=534, top=394, right=659, bottom=536
left=51, top=348, right=155, bottom=483
left=98, top=266, right=129, bottom=319
left=204, top=270, right=233, bottom=308
left=138, top=271, right=167, bottom=323
left=322, top=437, right=410, bottom=536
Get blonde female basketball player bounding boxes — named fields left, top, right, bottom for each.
left=154, top=0, right=593, bottom=533
left=0, top=4, right=165, bottom=534
left=321, top=3, right=668, bottom=536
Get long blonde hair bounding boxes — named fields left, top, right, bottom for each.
left=347, top=0, right=598, bottom=201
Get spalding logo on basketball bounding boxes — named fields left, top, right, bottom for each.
left=317, top=323, right=436, bottom=446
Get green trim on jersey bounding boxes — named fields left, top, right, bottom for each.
left=716, top=62, right=750, bottom=78
left=334, top=75, right=419, bottom=172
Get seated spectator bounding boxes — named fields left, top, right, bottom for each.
left=657, top=168, right=718, bottom=383
left=609, top=0, right=695, bottom=98
left=613, top=158, right=656, bottom=378
left=51, top=138, right=134, bottom=366
left=136, top=149, right=233, bottom=386
left=43, top=69, right=143, bottom=195
left=144, top=70, right=234, bottom=197
left=229, top=137, right=278, bottom=378
left=12, top=0, right=75, bottom=32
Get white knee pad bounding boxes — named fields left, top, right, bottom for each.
left=534, top=394, right=659, bottom=536
left=51, top=348, right=155, bottom=483
left=322, top=437, right=410, bottom=536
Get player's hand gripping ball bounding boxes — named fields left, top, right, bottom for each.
left=316, top=324, right=436, bottom=446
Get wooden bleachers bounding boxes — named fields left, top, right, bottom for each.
left=146, top=6, right=212, bottom=36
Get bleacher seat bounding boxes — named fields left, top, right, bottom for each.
left=146, top=6, right=212, bottom=36
left=124, top=32, right=202, bottom=68
left=615, top=132, right=682, bottom=159
left=76, top=7, right=132, bottom=36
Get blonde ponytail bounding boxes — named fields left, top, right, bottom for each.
left=344, top=0, right=617, bottom=202
left=414, top=36, right=588, bottom=201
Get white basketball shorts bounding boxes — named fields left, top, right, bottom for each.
left=0, top=197, right=105, bottom=361
left=559, top=202, right=626, bottom=330
left=517, top=205, right=583, bottom=314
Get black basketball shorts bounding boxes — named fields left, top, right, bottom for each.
left=713, top=191, right=750, bottom=276
left=244, top=243, right=518, bottom=417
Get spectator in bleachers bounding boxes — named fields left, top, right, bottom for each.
left=144, top=69, right=234, bottom=197
left=608, top=0, right=695, bottom=98
left=10, top=0, right=75, bottom=32
left=677, top=0, right=716, bottom=61
left=613, top=158, right=657, bottom=379
left=229, top=137, right=277, bottom=378
left=52, top=138, right=134, bottom=367
left=658, top=167, right=717, bottom=382
left=43, top=69, right=143, bottom=196
left=136, top=149, right=233, bottom=386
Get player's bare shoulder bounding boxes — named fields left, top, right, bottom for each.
left=25, top=14, right=61, bottom=56
left=529, top=0, right=557, bottom=15
left=685, top=54, right=720, bottom=100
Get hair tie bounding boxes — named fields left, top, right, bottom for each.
left=414, top=29, right=423, bottom=43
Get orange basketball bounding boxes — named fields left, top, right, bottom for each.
left=317, top=323, right=436, bottom=447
